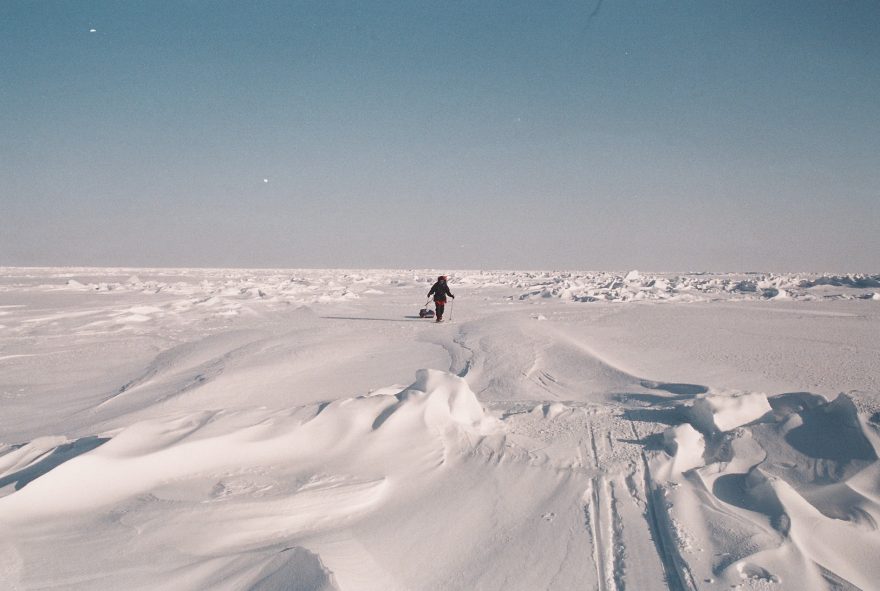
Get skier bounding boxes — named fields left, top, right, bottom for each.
left=427, top=275, right=455, bottom=323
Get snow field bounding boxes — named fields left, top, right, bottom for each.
left=1, top=268, right=879, bottom=590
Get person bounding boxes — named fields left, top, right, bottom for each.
left=427, top=275, right=455, bottom=323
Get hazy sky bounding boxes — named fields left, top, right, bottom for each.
left=2, top=1, right=878, bottom=271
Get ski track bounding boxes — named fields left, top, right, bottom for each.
left=462, top=314, right=688, bottom=591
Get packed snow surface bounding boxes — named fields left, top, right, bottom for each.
left=1, top=267, right=879, bottom=591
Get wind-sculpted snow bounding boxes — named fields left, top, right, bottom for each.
left=648, top=389, right=880, bottom=590
left=690, top=391, right=772, bottom=433
left=0, top=371, right=501, bottom=588
left=1, top=267, right=879, bottom=590
left=660, top=424, right=705, bottom=476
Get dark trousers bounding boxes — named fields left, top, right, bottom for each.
left=434, top=299, right=446, bottom=319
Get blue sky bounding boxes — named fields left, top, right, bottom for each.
left=2, top=1, right=878, bottom=271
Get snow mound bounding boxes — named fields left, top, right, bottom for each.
left=529, top=402, right=567, bottom=419
left=0, top=368, right=513, bottom=589
left=373, top=369, right=493, bottom=432
left=691, top=391, right=772, bottom=432
left=0, top=370, right=494, bottom=521
left=662, top=423, right=705, bottom=474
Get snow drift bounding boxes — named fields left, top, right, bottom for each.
left=690, top=391, right=773, bottom=432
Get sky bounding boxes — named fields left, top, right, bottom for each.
left=2, top=1, right=878, bottom=272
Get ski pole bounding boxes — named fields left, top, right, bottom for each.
left=449, top=298, right=454, bottom=321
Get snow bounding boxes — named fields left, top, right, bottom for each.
left=506, top=270, right=880, bottom=303
left=0, top=267, right=879, bottom=590
left=690, top=391, right=773, bottom=432
left=661, top=423, right=705, bottom=475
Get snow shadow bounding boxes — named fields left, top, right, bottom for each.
left=615, top=381, right=707, bottom=407
left=618, top=433, right=665, bottom=451
left=767, top=391, right=827, bottom=417
left=248, top=547, right=339, bottom=591
left=617, top=393, right=691, bottom=405
left=0, top=436, right=109, bottom=491
left=639, top=380, right=708, bottom=397
left=712, top=473, right=752, bottom=510
left=782, top=396, right=876, bottom=463
left=711, top=471, right=789, bottom=535
left=620, top=407, right=688, bottom=426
